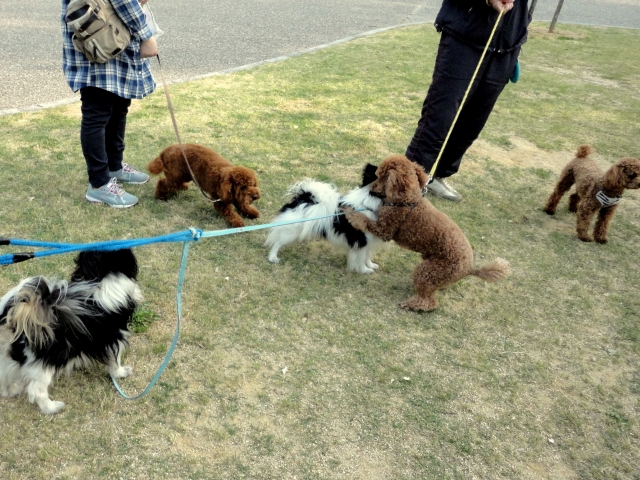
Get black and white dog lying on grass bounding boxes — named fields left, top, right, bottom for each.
left=0, top=249, right=141, bottom=414
left=265, top=164, right=384, bottom=274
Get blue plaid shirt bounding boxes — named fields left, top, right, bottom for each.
left=61, top=0, right=156, bottom=99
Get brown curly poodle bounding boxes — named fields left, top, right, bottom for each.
left=148, top=144, right=261, bottom=228
left=544, top=145, right=640, bottom=244
left=346, top=155, right=510, bottom=312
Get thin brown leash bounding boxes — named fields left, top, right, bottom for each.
left=155, top=54, right=220, bottom=204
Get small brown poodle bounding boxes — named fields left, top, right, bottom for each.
left=346, top=155, right=510, bottom=312
left=544, top=145, right=640, bottom=244
left=148, top=144, right=261, bottom=228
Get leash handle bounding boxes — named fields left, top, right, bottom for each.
left=156, top=55, right=219, bottom=204
left=428, top=8, right=505, bottom=180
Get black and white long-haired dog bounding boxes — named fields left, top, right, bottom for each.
left=265, top=164, right=384, bottom=274
left=0, top=249, right=142, bottom=414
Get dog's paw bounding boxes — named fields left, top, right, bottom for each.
left=112, top=366, right=133, bottom=378
left=40, top=400, right=65, bottom=415
left=345, top=212, right=367, bottom=231
left=2, top=383, right=23, bottom=397
left=595, top=237, right=608, bottom=244
left=366, top=261, right=379, bottom=270
left=6, top=383, right=23, bottom=397
left=578, top=235, right=593, bottom=242
left=349, top=264, right=375, bottom=274
left=399, top=295, right=437, bottom=312
left=230, top=220, right=246, bottom=228
left=268, top=255, right=281, bottom=264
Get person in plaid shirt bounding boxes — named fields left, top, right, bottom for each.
left=61, top=0, right=158, bottom=207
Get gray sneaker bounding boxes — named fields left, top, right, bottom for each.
left=86, top=178, right=138, bottom=208
left=109, top=162, right=149, bottom=184
left=426, top=177, right=462, bottom=202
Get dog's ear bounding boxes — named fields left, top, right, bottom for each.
left=384, top=168, right=409, bottom=203
left=219, top=169, right=234, bottom=202
left=361, top=163, right=378, bottom=187
left=414, top=164, right=429, bottom=189
left=44, top=283, right=67, bottom=308
left=622, top=161, right=640, bottom=182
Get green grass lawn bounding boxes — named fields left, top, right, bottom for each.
left=0, top=22, right=639, bottom=479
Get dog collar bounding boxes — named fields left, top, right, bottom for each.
left=383, top=202, right=418, bottom=209
left=595, top=190, right=622, bottom=207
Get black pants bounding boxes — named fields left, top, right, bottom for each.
left=80, top=87, right=132, bottom=188
left=406, top=33, right=520, bottom=178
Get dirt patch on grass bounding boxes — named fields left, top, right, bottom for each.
left=467, top=137, right=571, bottom=173
left=466, top=137, right=617, bottom=174
left=531, top=65, right=622, bottom=89
left=528, top=24, right=587, bottom=41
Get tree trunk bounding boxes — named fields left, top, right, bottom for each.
left=549, top=0, right=565, bottom=33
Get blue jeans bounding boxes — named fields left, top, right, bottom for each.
left=406, top=33, right=520, bottom=178
left=80, top=87, right=132, bottom=188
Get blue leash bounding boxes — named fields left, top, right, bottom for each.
left=111, top=239, right=190, bottom=400
left=0, top=210, right=365, bottom=265
left=0, top=229, right=198, bottom=265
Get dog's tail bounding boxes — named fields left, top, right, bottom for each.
left=147, top=154, right=164, bottom=175
left=470, top=258, right=511, bottom=283
left=576, top=145, right=592, bottom=159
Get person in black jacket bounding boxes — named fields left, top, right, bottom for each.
left=406, top=0, right=531, bottom=201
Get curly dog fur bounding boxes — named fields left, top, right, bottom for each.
left=346, top=155, right=510, bottom=312
left=544, top=145, right=640, bottom=244
left=148, top=144, right=261, bottom=227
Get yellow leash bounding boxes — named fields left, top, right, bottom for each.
left=428, top=8, right=505, bottom=180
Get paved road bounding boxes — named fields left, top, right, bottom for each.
left=0, top=0, right=638, bottom=113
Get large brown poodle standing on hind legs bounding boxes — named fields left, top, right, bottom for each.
left=148, top=143, right=261, bottom=228
left=345, top=155, right=510, bottom=312
left=544, top=145, right=640, bottom=244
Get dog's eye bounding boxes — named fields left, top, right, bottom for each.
left=241, top=186, right=247, bottom=190
left=629, top=172, right=637, bottom=180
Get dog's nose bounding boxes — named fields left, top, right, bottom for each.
left=253, top=192, right=261, bottom=200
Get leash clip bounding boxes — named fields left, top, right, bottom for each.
left=188, top=227, right=203, bottom=241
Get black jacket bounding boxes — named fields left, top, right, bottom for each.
left=435, top=0, right=531, bottom=53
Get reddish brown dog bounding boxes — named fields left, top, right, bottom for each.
left=544, top=145, right=640, bottom=243
left=148, top=144, right=261, bottom=228
left=346, top=155, right=510, bottom=312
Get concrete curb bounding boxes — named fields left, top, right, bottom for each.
left=0, top=21, right=428, bottom=118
